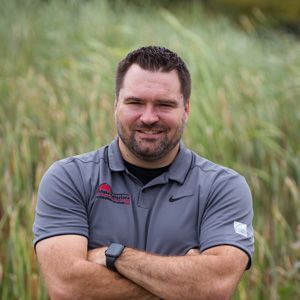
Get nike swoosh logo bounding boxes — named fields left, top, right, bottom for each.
left=169, top=194, right=193, bottom=202
left=169, top=197, right=181, bottom=202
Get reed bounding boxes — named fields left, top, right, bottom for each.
left=0, top=1, right=299, bottom=298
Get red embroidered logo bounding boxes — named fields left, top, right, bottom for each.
left=96, top=183, right=130, bottom=205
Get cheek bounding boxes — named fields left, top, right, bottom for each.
left=117, top=108, right=140, bottom=125
left=159, top=113, right=183, bottom=128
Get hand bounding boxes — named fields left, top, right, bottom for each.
left=185, top=248, right=200, bottom=256
left=87, top=246, right=107, bottom=266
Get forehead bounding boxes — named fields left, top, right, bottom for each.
left=120, top=64, right=182, bottom=99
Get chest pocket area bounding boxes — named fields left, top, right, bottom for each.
left=146, top=192, right=199, bottom=255
left=88, top=195, right=136, bottom=249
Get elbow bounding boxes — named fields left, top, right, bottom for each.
left=48, top=287, right=70, bottom=300
left=44, top=261, right=87, bottom=300
left=178, top=281, right=233, bottom=300
left=48, top=289, right=67, bottom=300
left=212, top=280, right=235, bottom=300
left=47, top=282, right=80, bottom=300
left=49, top=290, right=79, bottom=300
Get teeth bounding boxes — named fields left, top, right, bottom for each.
left=139, top=130, right=161, bottom=134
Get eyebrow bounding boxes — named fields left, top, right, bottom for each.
left=156, top=99, right=178, bottom=105
left=123, top=97, right=144, bottom=102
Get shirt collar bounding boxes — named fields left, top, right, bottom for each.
left=167, top=142, right=192, bottom=184
left=108, top=137, right=192, bottom=184
left=108, top=137, right=126, bottom=171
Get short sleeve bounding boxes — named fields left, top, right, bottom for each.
left=33, top=161, right=89, bottom=248
left=199, top=173, right=254, bottom=269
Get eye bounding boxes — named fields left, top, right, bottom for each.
left=125, top=98, right=143, bottom=105
left=158, top=101, right=177, bottom=108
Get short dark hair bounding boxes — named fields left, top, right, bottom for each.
left=115, top=46, right=191, bottom=103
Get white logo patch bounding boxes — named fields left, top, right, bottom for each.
left=234, top=221, right=248, bottom=237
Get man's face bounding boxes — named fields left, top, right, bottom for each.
left=115, top=64, right=190, bottom=167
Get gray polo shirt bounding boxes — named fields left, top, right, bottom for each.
left=33, top=138, right=254, bottom=267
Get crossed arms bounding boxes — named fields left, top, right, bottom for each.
left=36, top=235, right=249, bottom=300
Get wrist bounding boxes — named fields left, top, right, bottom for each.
left=105, top=243, right=125, bottom=272
left=114, top=246, right=128, bottom=269
left=87, top=247, right=107, bottom=266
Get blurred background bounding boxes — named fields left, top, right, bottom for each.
left=0, top=0, right=299, bottom=299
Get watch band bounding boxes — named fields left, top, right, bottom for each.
left=105, top=243, right=125, bottom=272
left=106, top=255, right=118, bottom=272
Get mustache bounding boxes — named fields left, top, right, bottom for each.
left=133, top=124, right=167, bottom=131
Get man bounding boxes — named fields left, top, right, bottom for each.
left=33, top=46, right=254, bottom=299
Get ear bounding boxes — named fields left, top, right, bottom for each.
left=184, top=99, right=190, bottom=120
left=114, top=97, right=118, bottom=121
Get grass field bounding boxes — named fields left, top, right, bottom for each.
left=0, top=0, right=299, bottom=299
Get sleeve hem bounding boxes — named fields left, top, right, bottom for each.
left=33, top=232, right=89, bottom=252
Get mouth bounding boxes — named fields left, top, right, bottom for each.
left=135, top=129, right=166, bottom=138
left=137, top=130, right=164, bottom=134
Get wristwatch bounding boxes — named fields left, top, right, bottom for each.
left=105, top=243, right=125, bottom=272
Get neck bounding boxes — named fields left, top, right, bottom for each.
left=118, top=139, right=179, bottom=169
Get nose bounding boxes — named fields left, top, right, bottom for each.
left=140, top=105, right=159, bottom=125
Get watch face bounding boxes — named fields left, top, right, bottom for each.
left=106, top=243, right=124, bottom=257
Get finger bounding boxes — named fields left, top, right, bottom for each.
left=186, top=248, right=200, bottom=256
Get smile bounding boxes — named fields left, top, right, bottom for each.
left=137, top=130, right=164, bottom=134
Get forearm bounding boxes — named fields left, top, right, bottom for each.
left=115, top=247, right=246, bottom=300
left=50, top=259, right=158, bottom=300
left=115, top=249, right=206, bottom=300
left=36, top=236, right=158, bottom=300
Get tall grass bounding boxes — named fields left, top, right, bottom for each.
left=0, top=0, right=299, bottom=299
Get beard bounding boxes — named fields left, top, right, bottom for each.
left=116, top=119, right=185, bottom=162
